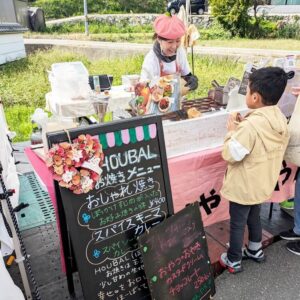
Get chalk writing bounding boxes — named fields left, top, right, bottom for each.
left=191, top=278, right=213, bottom=300
left=94, top=249, right=149, bottom=299
left=169, top=270, right=210, bottom=296
left=102, top=145, right=158, bottom=173
left=139, top=204, right=215, bottom=300
left=82, top=178, right=158, bottom=211
left=86, top=208, right=166, bottom=264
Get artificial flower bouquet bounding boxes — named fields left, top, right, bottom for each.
left=46, top=134, right=104, bottom=194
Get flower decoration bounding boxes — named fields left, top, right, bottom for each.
left=46, top=134, right=104, bottom=194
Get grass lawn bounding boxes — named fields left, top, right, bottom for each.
left=25, top=32, right=155, bottom=43
left=198, top=38, right=300, bottom=51
left=1, top=49, right=244, bottom=142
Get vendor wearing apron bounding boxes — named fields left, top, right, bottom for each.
left=140, top=14, right=198, bottom=91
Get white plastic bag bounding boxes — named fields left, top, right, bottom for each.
left=49, top=61, right=91, bottom=102
left=278, top=67, right=300, bottom=117
left=284, top=95, right=300, bottom=166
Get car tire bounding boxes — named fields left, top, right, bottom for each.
left=197, top=8, right=204, bottom=15
left=170, top=8, right=177, bottom=15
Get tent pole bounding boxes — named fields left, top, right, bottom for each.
left=191, top=45, right=195, bottom=75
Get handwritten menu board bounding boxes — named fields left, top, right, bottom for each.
left=47, top=116, right=173, bottom=300
left=139, top=203, right=215, bottom=300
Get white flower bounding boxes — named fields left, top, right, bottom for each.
left=62, top=170, right=74, bottom=183
left=82, top=157, right=102, bottom=175
left=81, top=176, right=93, bottom=190
left=72, top=149, right=83, bottom=162
left=53, top=144, right=59, bottom=151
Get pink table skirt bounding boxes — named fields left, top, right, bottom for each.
left=168, top=146, right=297, bottom=227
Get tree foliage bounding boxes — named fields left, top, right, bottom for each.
left=33, top=0, right=166, bottom=19
left=210, top=0, right=271, bottom=38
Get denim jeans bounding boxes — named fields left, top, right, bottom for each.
left=294, top=169, right=300, bottom=235
left=228, top=202, right=262, bottom=262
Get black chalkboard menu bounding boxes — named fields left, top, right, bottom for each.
left=47, top=115, right=174, bottom=300
left=139, top=203, right=215, bottom=300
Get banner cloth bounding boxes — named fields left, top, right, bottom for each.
left=168, top=146, right=298, bottom=227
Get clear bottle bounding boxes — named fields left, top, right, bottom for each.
left=30, top=121, right=43, bottom=145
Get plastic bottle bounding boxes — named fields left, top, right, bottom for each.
left=30, top=121, right=43, bottom=145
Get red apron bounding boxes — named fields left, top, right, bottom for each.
left=159, top=59, right=181, bottom=77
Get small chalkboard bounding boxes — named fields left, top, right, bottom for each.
left=47, top=115, right=173, bottom=300
left=139, top=203, right=215, bottom=300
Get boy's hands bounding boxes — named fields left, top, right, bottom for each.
left=227, top=115, right=238, bottom=131
left=226, top=112, right=243, bottom=132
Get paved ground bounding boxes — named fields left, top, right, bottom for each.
left=24, top=38, right=300, bottom=61
left=215, top=239, right=300, bottom=300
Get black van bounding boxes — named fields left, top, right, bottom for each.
left=167, top=0, right=206, bottom=15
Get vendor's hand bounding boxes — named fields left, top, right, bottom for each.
left=184, top=75, right=198, bottom=91
left=227, top=115, right=239, bottom=132
left=292, top=86, right=300, bottom=96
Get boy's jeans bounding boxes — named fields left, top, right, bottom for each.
left=294, top=169, right=300, bottom=235
left=228, top=202, right=262, bottom=262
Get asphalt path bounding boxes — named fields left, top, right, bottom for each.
left=24, top=38, right=300, bottom=60
left=214, top=240, right=300, bottom=300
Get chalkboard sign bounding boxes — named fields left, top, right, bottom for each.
left=139, top=203, right=215, bottom=300
left=47, top=115, right=174, bottom=300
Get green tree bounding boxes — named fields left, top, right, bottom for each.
left=210, top=0, right=251, bottom=37
left=210, top=0, right=270, bottom=38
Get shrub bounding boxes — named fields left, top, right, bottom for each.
left=276, top=22, right=300, bottom=40
left=34, top=0, right=166, bottom=19
left=198, top=21, right=231, bottom=40
left=248, top=19, right=277, bottom=39
left=210, top=0, right=277, bottom=39
left=45, top=21, right=153, bottom=35
left=210, top=0, right=252, bottom=38
left=34, top=0, right=84, bottom=19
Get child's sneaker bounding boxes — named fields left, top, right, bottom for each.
left=219, top=253, right=243, bottom=274
left=279, top=199, right=294, bottom=210
left=280, top=229, right=300, bottom=241
left=242, top=246, right=265, bottom=263
left=286, top=241, right=300, bottom=256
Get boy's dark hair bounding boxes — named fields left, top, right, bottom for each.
left=248, top=67, right=288, bottom=106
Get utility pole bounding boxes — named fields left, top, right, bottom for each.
left=83, top=0, right=89, bottom=36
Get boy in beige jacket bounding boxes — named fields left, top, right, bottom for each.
left=219, top=67, right=290, bottom=273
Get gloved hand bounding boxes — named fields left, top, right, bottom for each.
left=183, top=74, right=198, bottom=91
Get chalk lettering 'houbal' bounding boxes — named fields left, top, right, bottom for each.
left=103, top=145, right=158, bottom=172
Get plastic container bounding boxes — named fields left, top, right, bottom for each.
left=48, top=61, right=91, bottom=102
left=122, top=74, right=140, bottom=92
left=30, top=126, right=43, bottom=145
